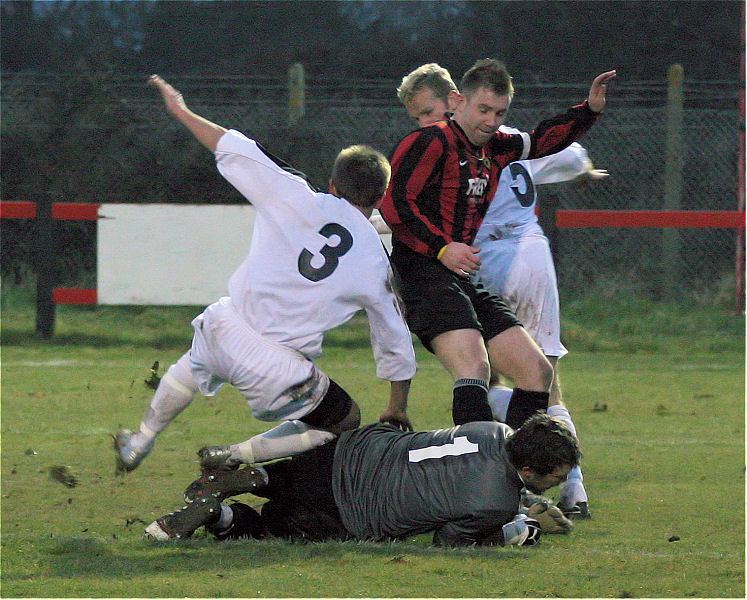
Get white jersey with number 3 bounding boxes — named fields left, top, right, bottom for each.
left=213, top=130, right=416, bottom=382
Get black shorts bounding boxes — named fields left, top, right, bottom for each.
left=217, top=500, right=349, bottom=543
left=254, top=440, right=350, bottom=542
left=391, top=243, right=522, bottom=352
left=300, top=378, right=353, bottom=429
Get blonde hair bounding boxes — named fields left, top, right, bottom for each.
left=397, top=63, right=458, bottom=106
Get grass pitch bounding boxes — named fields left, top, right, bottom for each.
left=1, top=294, right=744, bottom=598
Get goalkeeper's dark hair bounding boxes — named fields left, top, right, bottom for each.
left=461, top=58, right=514, bottom=99
left=505, top=413, right=581, bottom=475
left=332, top=145, right=391, bottom=210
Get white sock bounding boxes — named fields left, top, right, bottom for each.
left=547, top=405, right=588, bottom=504
left=214, top=503, right=234, bottom=531
left=141, top=352, right=197, bottom=435
left=125, top=422, right=158, bottom=454
left=487, top=386, right=513, bottom=422
left=562, top=465, right=588, bottom=503
left=230, top=420, right=336, bottom=464
left=546, top=404, right=577, bottom=437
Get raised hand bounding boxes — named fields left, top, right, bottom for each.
left=587, top=70, right=617, bottom=113
left=148, top=74, right=188, bottom=117
left=147, top=73, right=226, bottom=151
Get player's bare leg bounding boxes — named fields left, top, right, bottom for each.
left=487, top=326, right=553, bottom=429
left=431, top=328, right=493, bottom=425
left=547, top=356, right=563, bottom=407
left=198, top=382, right=361, bottom=469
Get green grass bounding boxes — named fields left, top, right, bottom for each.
left=1, top=291, right=744, bottom=598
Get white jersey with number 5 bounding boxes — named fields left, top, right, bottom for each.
left=212, top=129, right=416, bottom=382
left=474, top=127, right=590, bottom=358
left=475, top=127, right=590, bottom=242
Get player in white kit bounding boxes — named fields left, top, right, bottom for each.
left=114, top=75, right=417, bottom=474
left=474, top=130, right=607, bottom=396
left=391, top=63, right=609, bottom=518
left=474, top=130, right=607, bottom=518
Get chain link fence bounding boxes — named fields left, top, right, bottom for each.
left=1, top=72, right=742, bottom=305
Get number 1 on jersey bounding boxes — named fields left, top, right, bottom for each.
left=408, top=436, right=479, bottom=463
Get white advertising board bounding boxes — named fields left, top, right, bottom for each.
left=97, top=204, right=255, bottom=305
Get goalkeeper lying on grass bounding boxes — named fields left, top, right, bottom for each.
left=143, top=413, right=575, bottom=547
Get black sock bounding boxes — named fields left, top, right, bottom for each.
left=505, top=388, right=549, bottom=429
left=452, top=378, right=492, bottom=425
left=211, top=502, right=266, bottom=540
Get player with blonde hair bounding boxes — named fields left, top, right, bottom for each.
left=381, top=61, right=614, bottom=517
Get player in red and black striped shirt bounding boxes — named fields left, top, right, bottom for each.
left=380, top=59, right=615, bottom=428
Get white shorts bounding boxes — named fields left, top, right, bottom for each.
left=189, top=297, right=330, bottom=422
left=477, top=234, right=568, bottom=359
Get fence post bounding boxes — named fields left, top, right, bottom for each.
left=736, top=7, right=745, bottom=314
left=35, top=197, right=55, bottom=338
left=288, top=63, right=305, bottom=126
left=663, top=64, right=684, bottom=300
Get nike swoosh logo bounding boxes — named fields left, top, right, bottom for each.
left=459, top=160, right=469, bottom=166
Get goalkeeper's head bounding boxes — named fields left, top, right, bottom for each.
left=505, top=413, right=582, bottom=494
left=330, top=145, right=391, bottom=214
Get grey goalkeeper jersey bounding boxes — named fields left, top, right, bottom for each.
left=332, top=422, right=523, bottom=546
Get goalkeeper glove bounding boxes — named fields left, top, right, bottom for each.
left=502, top=514, right=541, bottom=546
left=527, top=502, right=574, bottom=534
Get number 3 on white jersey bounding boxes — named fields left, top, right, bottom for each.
left=408, top=436, right=479, bottom=463
left=298, top=223, right=353, bottom=282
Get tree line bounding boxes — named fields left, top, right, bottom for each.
left=2, top=1, right=742, bottom=83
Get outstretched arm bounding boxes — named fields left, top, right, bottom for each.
left=529, top=144, right=610, bottom=185
left=148, top=74, right=226, bottom=152
left=490, top=69, right=617, bottom=166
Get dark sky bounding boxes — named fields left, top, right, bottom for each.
left=2, top=1, right=743, bottom=82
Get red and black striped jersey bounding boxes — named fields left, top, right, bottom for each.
left=381, top=101, right=599, bottom=257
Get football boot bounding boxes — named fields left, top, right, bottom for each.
left=113, top=429, right=154, bottom=475
left=183, top=465, right=267, bottom=503
left=557, top=500, right=592, bottom=520
left=197, top=445, right=242, bottom=471
left=145, top=496, right=221, bottom=540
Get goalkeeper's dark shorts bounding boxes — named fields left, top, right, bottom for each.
left=219, top=439, right=350, bottom=542
left=391, top=243, right=522, bottom=353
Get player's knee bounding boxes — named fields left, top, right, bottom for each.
left=164, top=352, right=198, bottom=394
left=336, top=401, right=361, bottom=431
left=449, top=354, right=490, bottom=383
left=299, top=378, right=356, bottom=431
left=513, top=352, right=553, bottom=391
